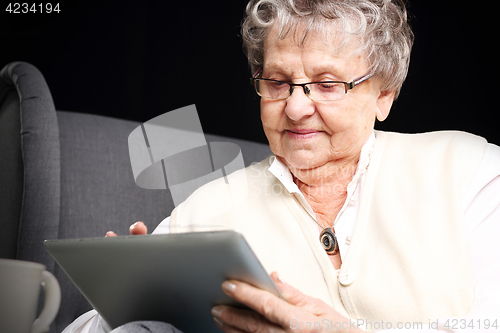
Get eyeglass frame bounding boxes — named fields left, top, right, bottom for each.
left=250, top=68, right=373, bottom=101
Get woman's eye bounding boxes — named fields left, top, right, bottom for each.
left=319, top=83, right=334, bottom=88
left=269, top=81, right=288, bottom=88
left=316, top=82, right=342, bottom=91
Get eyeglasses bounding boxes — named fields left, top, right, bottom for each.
left=250, top=72, right=373, bottom=102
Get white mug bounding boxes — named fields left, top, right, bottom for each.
left=0, top=259, right=61, bottom=333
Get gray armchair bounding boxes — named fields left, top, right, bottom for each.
left=0, top=62, right=271, bottom=332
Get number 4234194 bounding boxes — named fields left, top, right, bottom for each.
left=6, top=3, right=61, bottom=14
left=444, top=319, right=498, bottom=330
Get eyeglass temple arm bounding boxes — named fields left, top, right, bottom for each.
left=252, top=67, right=263, bottom=78
left=347, top=73, right=373, bottom=90
left=250, top=67, right=263, bottom=86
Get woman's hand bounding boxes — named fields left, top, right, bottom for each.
left=105, top=221, right=148, bottom=237
left=211, top=272, right=362, bottom=333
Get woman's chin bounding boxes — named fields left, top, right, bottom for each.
left=281, top=150, right=327, bottom=171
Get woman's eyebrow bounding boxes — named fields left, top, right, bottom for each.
left=308, top=64, right=346, bottom=78
left=262, top=62, right=291, bottom=74
left=263, top=62, right=346, bottom=80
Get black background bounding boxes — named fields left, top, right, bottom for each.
left=1, top=0, right=498, bottom=145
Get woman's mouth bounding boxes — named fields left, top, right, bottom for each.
left=286, top=129, right=321, bottom=139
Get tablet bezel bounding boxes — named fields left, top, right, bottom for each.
left=44, top=231, right=281, bottom=332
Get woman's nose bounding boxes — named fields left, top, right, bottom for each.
left=284, top=86, right=315, bottom=121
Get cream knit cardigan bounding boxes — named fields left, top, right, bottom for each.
left=170, top=130, right=486, bottom=325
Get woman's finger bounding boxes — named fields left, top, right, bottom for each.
left=270, top=272, right=329, bottom=315
left=219, top=279, right=303, bottom=328
left=214, top=320, right=247, bottom=333
left=212, top=305, right=283, bottom=333
left=270, top=272, right=308, bottom=304
left=129, top=221, right=147, bottom=235
left=104, top=222, right=148, bottom=237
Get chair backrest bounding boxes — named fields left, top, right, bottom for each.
left=0, top=62, right=272, bottom=332
left=0, top=62, right=25, bottom=260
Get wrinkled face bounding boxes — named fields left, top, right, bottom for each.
left=260, top=25, right=392, bottom=172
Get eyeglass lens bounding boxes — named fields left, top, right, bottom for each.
left=256, top=80, right=346, bottom=101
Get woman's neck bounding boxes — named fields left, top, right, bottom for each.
left=290, top=156, right=359, bottom=228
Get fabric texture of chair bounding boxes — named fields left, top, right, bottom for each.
left=0, top=61, right=272, bottom=332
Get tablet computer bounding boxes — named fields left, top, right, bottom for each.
left=44, top=230, right=281, bottom=332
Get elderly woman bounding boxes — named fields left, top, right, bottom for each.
left=66, top=0, right=500, bottom=332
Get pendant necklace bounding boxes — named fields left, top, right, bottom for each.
left=311, top=215, right=339, bottom=255
left=319, top=227, right=339, bottom=255
left=293, top=195, right=339, bottom=255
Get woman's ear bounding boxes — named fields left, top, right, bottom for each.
left=376, top=90, right=396, bottom=122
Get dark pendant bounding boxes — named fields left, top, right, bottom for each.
left=320, top=228, right=338, bottom=255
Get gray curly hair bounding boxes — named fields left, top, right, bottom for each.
left=241, top=0, right=414, bottom=98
